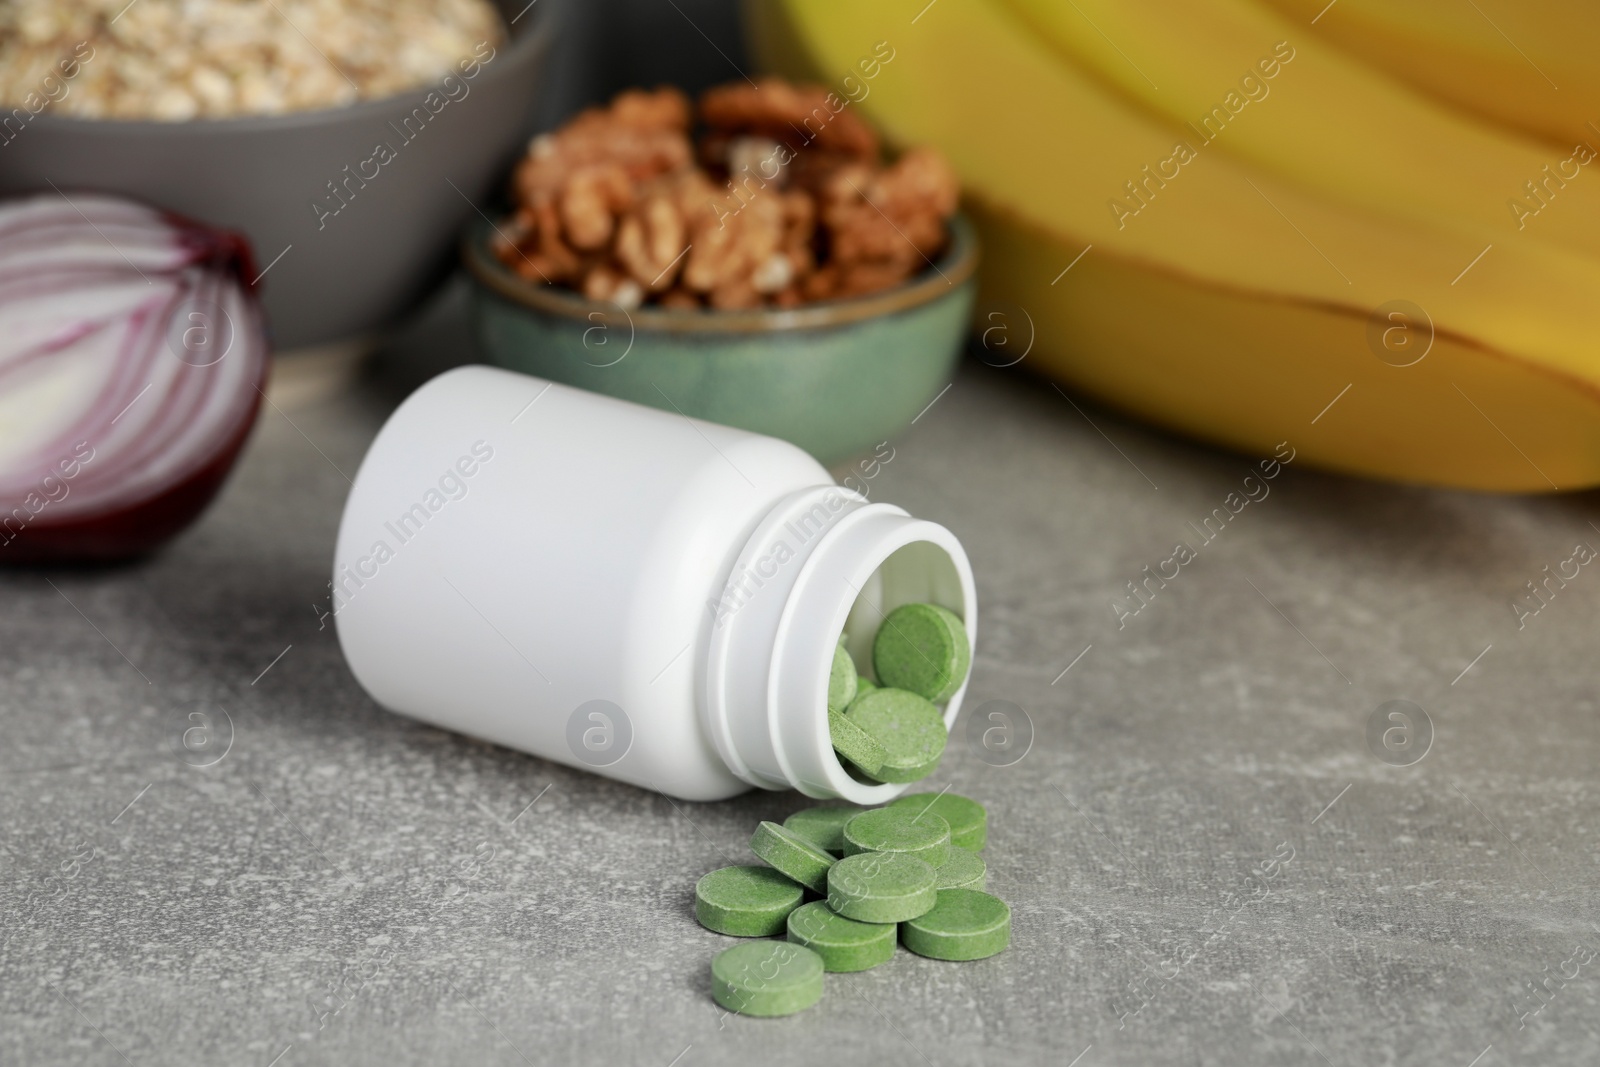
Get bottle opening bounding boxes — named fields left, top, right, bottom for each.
left=815, top=535, right=975, bottom=804
left=702, top=490, right=977, bottom=804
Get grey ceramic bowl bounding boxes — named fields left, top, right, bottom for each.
left=464, top=215, right=978, bottom=464
left=0, top=1, right=552, bottom=351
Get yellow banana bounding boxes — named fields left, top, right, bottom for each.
left=970, top=203, right=1600, bottom=490
left=998, top=0, right=1600, bottom=267
left=747, top=0, right=1600, bottom=489
left=1259, top=0, right=1600, bottom=149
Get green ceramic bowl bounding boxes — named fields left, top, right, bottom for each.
left=463, top=214, right=977, bottom=464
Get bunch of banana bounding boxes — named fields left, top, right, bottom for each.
left=748, top=0, right=1600, bottom=490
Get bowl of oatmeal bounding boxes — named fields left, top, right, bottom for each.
left=0, top=0, right=552, bottom=352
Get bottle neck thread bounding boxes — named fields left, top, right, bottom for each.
left=702, top=485, right=976, bottom=803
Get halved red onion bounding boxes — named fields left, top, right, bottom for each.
left=0, top=193, right=268, bottom=562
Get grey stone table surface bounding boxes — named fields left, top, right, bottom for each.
left=4, top=285, right=1599, bottom=1067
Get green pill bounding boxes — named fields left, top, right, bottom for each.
left=786, top=901, right=897, bottom=972
left=843, top=688, right=947, bottom=783
left=887, top=791, right=988, bottom=851
left=900, top=888, right=1011, bottom=961
left=750, top=821, right=835, bottom=893
left=828, top=709, right=887, bottom=777
left=828, top=643, right=858, bottom=714
left=782, top=804, right=861, bottom=854
left=696, top=865, right=805, bottom=937
left=712, top=940, right=825, bottom=1017
left=826, top=851, right=938, bottom=923
left=931, top=846, right=986, bottom=891
left=842, top=806, right=951, bottom=867
left=855, top=675, right=876, bottom=695
left=871, top=602, right=971, bottom=702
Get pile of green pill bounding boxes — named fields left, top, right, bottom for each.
left=695, top=791, right=1010, bottom=1017
left=828, top=603, right=971, bottom=785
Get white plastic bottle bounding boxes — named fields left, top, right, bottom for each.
left=332, top=366, right=976, bottom=801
